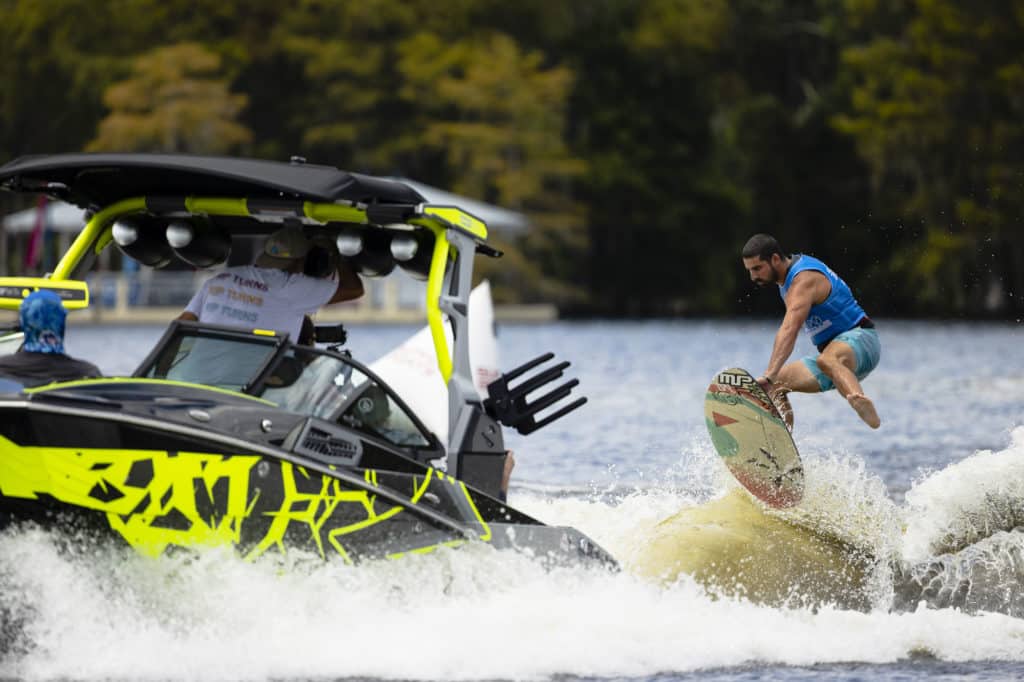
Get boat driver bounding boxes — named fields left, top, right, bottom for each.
left=177, top=224, right=363, bottom=341
left=741, top=233, right=881, bottom=430
left=0, top=290, right=102, bottom=388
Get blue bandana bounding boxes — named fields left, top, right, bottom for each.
left=20, top=290, right=67, bottom=354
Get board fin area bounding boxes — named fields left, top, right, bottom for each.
left=704, top=367, right=804, bottom=508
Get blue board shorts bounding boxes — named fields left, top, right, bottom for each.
left=801, top=327, right=881, bottom=392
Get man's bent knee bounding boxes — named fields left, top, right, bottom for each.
left=782, top=359, right=825, bottom=393
left=815, top=354, right=840, bottom=378
left=817, top=346, right=856, bottom=378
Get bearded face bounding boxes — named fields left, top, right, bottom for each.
left=743, top=256, right=780, bottom=287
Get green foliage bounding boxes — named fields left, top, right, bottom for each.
left=0, top=0, right=1021, bottom=316
left=88, top=43, right=251, bottom=154
left=835, top=0, right=1024, bottom=315
left=400, top=32, right=587, bottom=302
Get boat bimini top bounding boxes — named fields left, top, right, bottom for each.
left=0, top=153, right=586, bottom=488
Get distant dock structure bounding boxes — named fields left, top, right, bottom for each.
left=2, top=193, right=552, bottom=325
left=57, top=271, right=555, bottom=325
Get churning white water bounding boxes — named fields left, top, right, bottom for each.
left=2, top=320, right=1024, bottom=680
left=4, top=440, right=1024, bottom=681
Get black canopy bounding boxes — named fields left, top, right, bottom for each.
left=0, top=153, right=426, bottom=208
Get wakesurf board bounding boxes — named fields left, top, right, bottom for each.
left=704, top=367, right=804, bottom=508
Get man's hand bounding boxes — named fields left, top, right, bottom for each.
left=329, top=255, right=365, bottom=303
left=756, top=375, right=794, bottom=431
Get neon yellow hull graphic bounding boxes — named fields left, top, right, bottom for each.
left=0, top=435, right=483, bottom=562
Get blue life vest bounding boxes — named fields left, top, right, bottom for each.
left=778, top=255, right=867, bottom=347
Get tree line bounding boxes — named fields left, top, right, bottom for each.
left=1, top=0, right=1021, bottom=318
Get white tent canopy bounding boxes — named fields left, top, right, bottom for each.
left=2, top=201, right=87, bottom=235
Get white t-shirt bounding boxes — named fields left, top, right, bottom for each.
left=184, top=265, right=338, bottom=340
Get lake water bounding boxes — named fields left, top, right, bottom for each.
left=2, top=318, right=1023, bottom=681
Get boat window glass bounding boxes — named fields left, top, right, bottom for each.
left=258, top=348, right=431, bottom=448
left=141, top=334, right=278, bottom=391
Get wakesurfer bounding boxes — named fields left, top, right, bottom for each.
left=741, top=233, right=881, bottom=429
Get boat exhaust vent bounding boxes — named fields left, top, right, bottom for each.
left=293, top=421, right=363, bottom=466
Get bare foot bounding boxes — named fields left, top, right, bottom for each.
left=847, top=393, right=880, bottom=429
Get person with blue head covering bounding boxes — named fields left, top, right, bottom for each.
left=0, top=290, right=101, bottom=388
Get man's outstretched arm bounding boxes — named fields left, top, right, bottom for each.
left=762, top=274, right=818, bottom=381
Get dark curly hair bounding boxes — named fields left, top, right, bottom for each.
left=742, top=234, right=786, bottom=261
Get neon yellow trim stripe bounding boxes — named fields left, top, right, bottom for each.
left=364, top=469, right=379, bottom=487
left=252, top=329, right=276, bottom=336
left=0, top=440, right=261, bottom=558
left=421, top=206, right=487, bottom=239
left=53, top=197, right=147, bottom=279
left=0, top=277, right=90, bottom=311
left=23, top=377, right=276, bottom=405
left=425, top=226, right=453, bottom=383
left=408, top=214, right=450, bottom=390
left=185, top=197, right=249, bottom=216
left=303, top=202, right=367, bottom=224
left=330, top=505, right=404, bottom=537
left=95, top=224, right=115, bottom=254
left=53, top=197, right=372, bottom=280
left=245, top=461, right=359, bottom=563
left=0, top=436, right=469, bottom=565
left=45, top=193, right=461, bottom=396
left=408, top=468, right=434, bottom=504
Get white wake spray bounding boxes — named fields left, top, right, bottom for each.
left=902, top=425, right=1024, bottom=562
left=4, top=524, right=1024, bottom=681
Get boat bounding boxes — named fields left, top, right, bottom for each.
left=369, top=280, right=501, bottom=450
left=0, top=152, right=612, bottom=566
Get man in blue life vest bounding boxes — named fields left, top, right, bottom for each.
left=741, top=233, right=881, bottom=430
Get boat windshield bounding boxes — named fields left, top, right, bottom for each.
left=255, top=347, right=432, bottom=448
left=138, top=330, right=282, bottom=392
left=135, top=322, right=434, bottom=449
